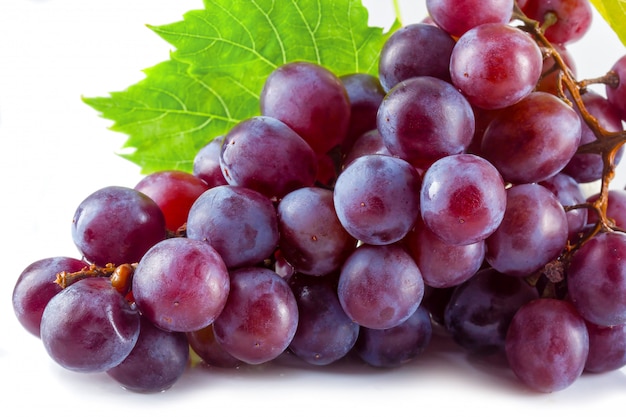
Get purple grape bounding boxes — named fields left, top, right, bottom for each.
left=106, top=316, right=189, bottom=393
left=132, top=237, right=230, bottom=333
left=333, top=154, right=421, bottom=245
left=339, top=73, right=385, bottom=151
left=450, top=23, right=543, bottom=110
left=213, top=267, right=299, bottom=365
left=342, top=129, right=392, bottom=168
left=187, top=324, right=242, bottom=368
left=485, top=183, right=568, bottom=277
left=288, top=274, right=359, bottom=366
left=354, top=306, right=432, bottom=368
left=219, top=116, right=317, bottom=200
left=481, top=92, right=581, bottom=184
left=520, top=0, right=593, bottom=45
left=444, top=268, right=538, bottom=353
left=377, top=76, right=475, bottom=169
left=420, top=154, right=507, bottom=246
left=606, top=55, right=626, bottom=121
left=584, top=321, right=626, bottom=373
left=505, top=298, right=589, bottom=393
left=40, top=277, right=140, bottom=373
left=337, top=243, right=424, bottom=330
left=539, top=173, right=588, bottom=242
left=277, top=187, right=357, bottom=276
left=378, top=23, right=455, bottom=90
left=567, top=231, right=626, bottom=327
left=193, top=137, right=228, bottom=188
left=586, top=189, right=626, bottom=228
left=12, top=256, right=89, bottom=337
left=260, top=61, right=351, bottom=155
left=426, top=0, right=514, bottom=37
left=186, top=185, right=279, bottom=269
left=71, top=185, right=166, bottom=266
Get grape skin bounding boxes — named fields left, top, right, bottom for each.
left=584, top=321, right=626, bottom=373
left=426, top=0, right=514, bottom=38
left=132, top=238, right=230, bottom=333
left=40, top=277, right=141, bottom=373
left=505, top=298, right=589, bottom=393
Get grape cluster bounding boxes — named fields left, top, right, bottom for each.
left=11, top=0, right=626, bottom=394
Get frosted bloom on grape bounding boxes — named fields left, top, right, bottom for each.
left=420, top=154, right=506, bottom=246
left=450, top=23, right=543, bottom=110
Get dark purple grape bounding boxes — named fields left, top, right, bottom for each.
left=450, top=23, right=543, bottom=110
left=426, top=0, right=514, bottom=37
left=12, top=256, right=89, bottom=337
left=132, top=237, right=230, bottom=332
left=106, top=316, right=189, bottom=393
left=606, top=55, right=626, bottom=121
left=71, top=185, right=166, bottom=266
left=337, top=243, right=424, bottom=330
left=444, top=268, right=538, bottom=353
left=219, top=116, right=317, bottom=200
left=277, top=187, right=356, bottom=276
left=584, top=321, right=626, bottom=373
left=485, top=183, right=568, bottom=277
left=378, top=23, right=455, bottom=90
left=567, top=231, right=626, bottom=327
left=342, top=129, right=392, bottom=168
left=186, top=185, right=279, bottom=269
left=40, top=277, right=140, bottom=373
left=134, top=169, right=209, bottom=232
left=193, top=137, right=228, bottom=188
left=213, top=267, right=299, bottom=365
left=187, top=324, right=242, bottom=368
left=586, top=189, right=626, bottom=228
left=354, top=306, right=432, bottom=368
left=505, top=298, right=589, bottom=393
left=481, top=92, right=581, bottom=184
left=377, top=76, right=475, bottom=169
left=333, top=154, right=421, bottom=245
left=420, top=153, right=507, bottom=246
left=539, top=173, right=588, bottom=242
left=339, top=73, right=385, bottom=151
left=260, top=61, right=351, bottom=155
left=288, top=274, right=359, bottom=366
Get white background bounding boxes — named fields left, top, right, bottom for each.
left=1, top=1, right=626, bottom=416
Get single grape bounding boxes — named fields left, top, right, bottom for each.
left=519, top=0, right=593, bottom=45
left=132, top=237, right=230, bottom=333
left=539, top=173, right=588, bottom=242
left=535, top=44, right=577, bottom=96
left=405, top=217, right=485, bottom=288
left=333, top=154, right=421, bottom=245
left=480, top=92, right=581, bottom=184
left=449, top=23, right=543, bottom=109
left=505, top=298, right=589, bottom=393
left=134, top=169, right=209, bottom=232
left=186, top=185, right=279, bottom=269
left=606, top=55, right=626, bottom=121
left=567, top=231, right=626, bottom=327
left=342, top=130, right=392, bottom=168
left=485, top=183, right=568, bottom=277
left=260, top=61, right=351, bottom=155
left=71, top=185, right=166, bottom=266
left=277, top=187, right=357, bottom=276
left=219, top=116, right=318, bottom=200
left=288, top=274, right=360, bottom=366
left=584, top=321, right=626, bottom=373
left=337, top=243, right=424, bottom=330
left=187, top=324, right=242, bottom=368
left=12, top=256, right=89, bottom=338
left=420, top=153, right=507, bottom=246
left=40, top=277, right=140, bottom=373
left=213, top=267, right=299, bottom=365
left=339, top=73, right=386, bottom=152
left=377, top=76, right=475, bottom=169
left=378, top=23, right=455, bottom=91
left=426, top=0, right=514, bottom=38
left=586, top=189, right=626, bottom=228
left=106, top=316, right=189, bottom=393
left=193, top=137, right=229, bottom=188
left=354, top=306, right=432, bottom=368
left=444, top=268, right=538, bottom=353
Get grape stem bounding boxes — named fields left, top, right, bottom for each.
left=56, top=263, right=137, bottom=295
left=513, top=3, right=626, bottom=294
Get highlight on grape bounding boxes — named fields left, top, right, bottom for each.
left=11, top=0, right=626, bottom=394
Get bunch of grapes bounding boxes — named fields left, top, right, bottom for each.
left=11, top=0, right=626, bottom=394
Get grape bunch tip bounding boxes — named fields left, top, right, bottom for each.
left=11, top=0, right=626, bottom=395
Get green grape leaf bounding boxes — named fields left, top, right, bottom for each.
left=83, top=0, right=399, bottom=174
left=589, top=0, right=626, bottom=46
